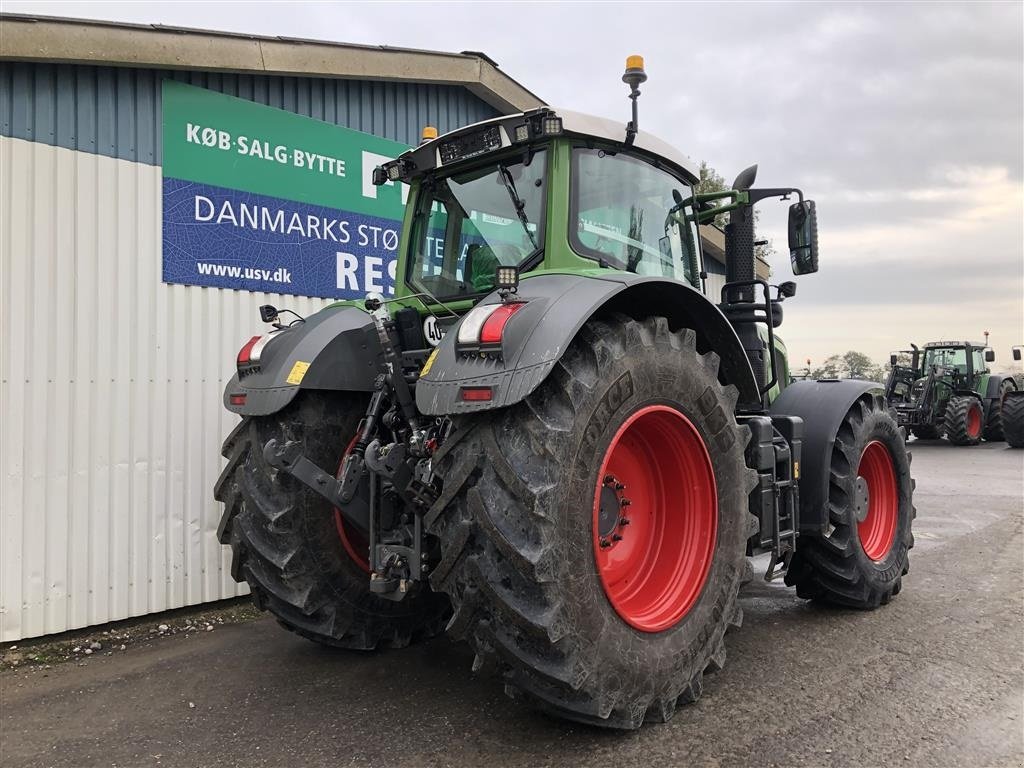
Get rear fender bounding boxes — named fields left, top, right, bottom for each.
left=415, top=273, right=760, bottom=415
left=769, top=379, right=887, bottom=536
left=223, top=305, right=381, bottom=416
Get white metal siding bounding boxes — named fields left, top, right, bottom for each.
left=0, top=136, right=336, bottom=641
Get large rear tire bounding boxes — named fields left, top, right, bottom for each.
left=427, top=316, right=755, bottom=728
left=983, top=380, right=1016, bottom=442
left=1002, top=392, right=1024, bottom=448
left=214, top=392, right=450, bottom=649
left=944, top=395, right=983, bottom=446
left=786, top=395, right=915, bottom=607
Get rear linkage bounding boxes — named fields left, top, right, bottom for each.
left=263, top=297, right=446, bottom=601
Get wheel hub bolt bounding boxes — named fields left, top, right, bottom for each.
left=599, top=537, right=611, bottom=548
left=619, top=517, right=630, bottom=526
left=620, top=498, right=631, bottom=507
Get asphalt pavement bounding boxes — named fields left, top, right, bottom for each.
left=2, top=440, right=1022, bottom=768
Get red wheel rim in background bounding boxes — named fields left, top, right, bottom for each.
left=592, top=405, right=718, bottom=633
left=334, top=434, right=370, bottom=573
left=966, top=404, right=982, bottom=439
left=856, top=440, right=898, bottom=561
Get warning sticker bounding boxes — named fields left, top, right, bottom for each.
left=286, top=360, right=311, bottom=385
left=421, top=348, right=439, bottom=378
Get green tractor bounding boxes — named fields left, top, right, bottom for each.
left=1002, top=346, right=1024, bottom=448
left=214, top=58, right=915, bottom=728
left=885, top=341, right=1018, bottom=444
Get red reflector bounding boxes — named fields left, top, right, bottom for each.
left=479, top=302, right=525, bottom=344
left=229, top=394, right=247, bottom=406
left=460, top=387, right=493, bottom=402
left=237, top=335, right=262, bottom=365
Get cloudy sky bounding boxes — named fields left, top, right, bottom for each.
left=8, top=1, right=1022, bottom=368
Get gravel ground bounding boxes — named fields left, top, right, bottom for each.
left=1, top=440, right=1021, bottom=768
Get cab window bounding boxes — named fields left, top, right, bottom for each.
left=571, top=147, right=701, bottom=287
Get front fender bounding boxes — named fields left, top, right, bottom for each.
left=223, top=304, right=381, bottom=416
left=415, top=273, right=759, bottom=415
left=770, top=378, right=886, bottom=536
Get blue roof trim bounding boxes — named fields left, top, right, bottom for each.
left=0, top=62, right=499, bottom=165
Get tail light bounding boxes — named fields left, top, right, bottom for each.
left=237, top=335, right=262, bottom=366
left=457, top=302, right=525, bottom=347
left=236, top=331, right=280, bottom=370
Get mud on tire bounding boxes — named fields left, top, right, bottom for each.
left=214, top=392, right=450, bottom=649
left=786, top=395, right=915, bottom=608
left=427, top=315, right=755, bottom=729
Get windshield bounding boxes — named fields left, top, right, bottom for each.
left=408, top=150, right=546, bottom=301
left=923, top=347, right=967, bottom=371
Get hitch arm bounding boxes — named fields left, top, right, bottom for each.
left=263, top=439, right=367, bottom=530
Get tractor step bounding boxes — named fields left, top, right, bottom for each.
left=741, top=415, right=802, bottom=580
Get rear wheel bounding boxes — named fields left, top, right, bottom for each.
left=945, top=395, right=984, bottom=445
left=983, top=380, right=1016, bottom=442
left=785, top=395, right=915, bottom=608
left=214, top=392, right=450, bottom=649
left=427, top=315, right=755, bottom=728
left=1003, top=392, right=1024, bottom=448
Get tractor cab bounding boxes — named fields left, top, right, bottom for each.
left=374, top=60, right=820, bottom=409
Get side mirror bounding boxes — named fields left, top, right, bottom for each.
left=788, top=200, right=819, bottom=275
left=371, top=166, right=388, bottom=186
left=1014, top=347, right=1022, bottom=362
left=778, top=281, right=797, bottom=299
left=890, top=353, right=898, bottom=367
left=259, top=304, right=278, bottom=323
left=984, top=349, right=995, bottom=363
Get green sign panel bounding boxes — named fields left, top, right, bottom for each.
left=162, top=80, right=411, bottom=297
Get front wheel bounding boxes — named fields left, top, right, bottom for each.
left=945, top=395, right=983, bottom=445
left=427, top=315, right=755, bottom=728
left=786, top=395, right=915, bottom=608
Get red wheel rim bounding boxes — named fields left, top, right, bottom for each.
left=966, top=404, right=982, bottom=438
left=592, top=405, right=717, bottom=633
left=856, top=441, right=898, bottom=562
left=333, top=434, right=370, bottom=573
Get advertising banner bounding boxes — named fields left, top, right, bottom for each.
left=161, top=80, right=409, bottom=298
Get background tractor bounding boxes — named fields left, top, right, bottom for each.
left=885, top=341, right=1018, bottom=444
left=1002, top=346, right=1024, bottom=448
left=214, top=58, right=916, bottom=728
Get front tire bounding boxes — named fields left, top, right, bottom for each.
left=944, top=395, right=983, bottom=445
left=214, top=392, right=450, bottom=649
left=786, top=395, right=915, bottom=607
left=427, top=316, right=755, bottom=728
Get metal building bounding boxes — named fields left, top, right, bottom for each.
left=0, top=14, right=542, bottom=641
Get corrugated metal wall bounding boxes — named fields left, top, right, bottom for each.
left=0, top=63, right=499, bottom=642
left=0, top=62, right=498, bottom=165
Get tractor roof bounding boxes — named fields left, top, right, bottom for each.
left=388, top=106, right=700, bottom=184
left=923, top=341, right=988, bottom=349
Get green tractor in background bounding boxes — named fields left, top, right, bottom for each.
left=1002, top=346, right=1024, bottom=448
left=885, top=341, right=1018, bottom=444
left=214, top=57, right=916, bottom=728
